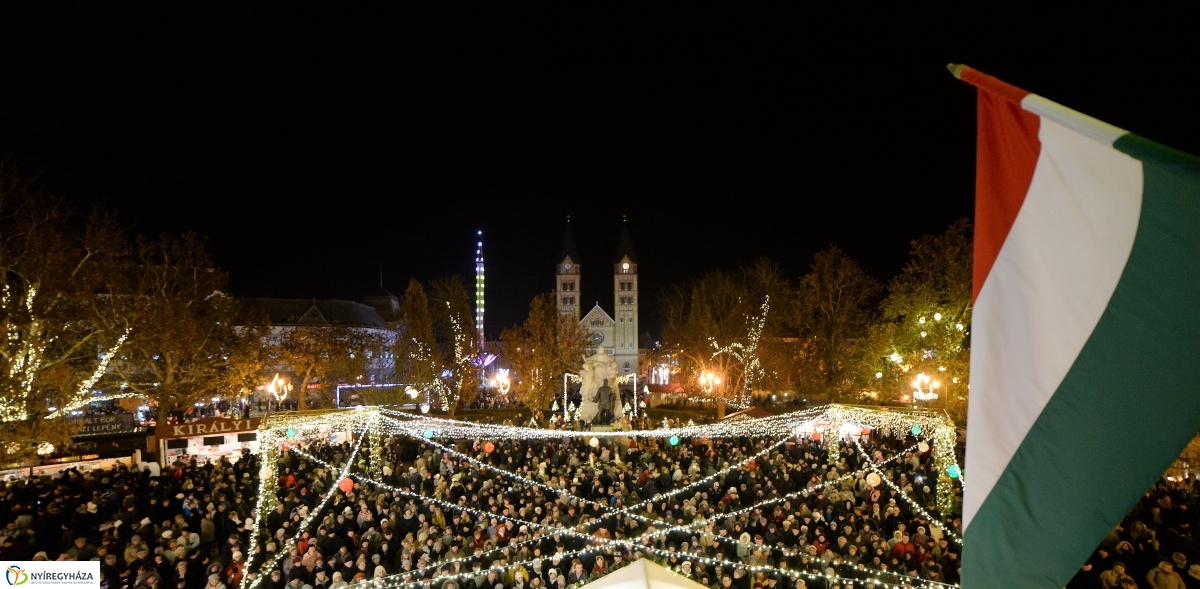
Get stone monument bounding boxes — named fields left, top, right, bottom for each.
left=578, top=346, right=623, bottom=424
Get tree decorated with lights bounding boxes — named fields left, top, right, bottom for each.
left=0, top=163, right=138, bottom=465
left=393, top=279, right=440, bottom=398
left=661, top=259, right=793, bottom=407
left=429, top=276, right=480, bottom=414
left=868, top=219, right=973, bottom=422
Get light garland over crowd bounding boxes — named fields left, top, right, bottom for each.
left=245, top=405, right=964, bottom=589
left=288, top=440, right=954, bottom=589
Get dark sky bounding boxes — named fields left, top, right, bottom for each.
left=1, top=6, right=1197, bottom=337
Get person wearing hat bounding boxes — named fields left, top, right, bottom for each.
left=1100, top=562, right=1128, bottom=589
left=1147, top=560, right=1185, bottom=589
left=68, top=535, right=97, bottom=561
left=224, top=551, right=245, bottom=587
left=312, top=569, right=330, bottom=589
left=677, top=560, right=694, bottom=580
left=1183, top=564, right=1200, bottom=589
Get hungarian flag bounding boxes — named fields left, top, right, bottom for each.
left=956, top=64, right=1200, bottom=586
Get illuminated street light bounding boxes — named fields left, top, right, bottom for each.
left=491, top=369, right=511, bottom=395
left=699, top=371, right=721, bottom=395
left=266, top=373, right=292, bottom=402
left=912, top=373, right=940, bottom=401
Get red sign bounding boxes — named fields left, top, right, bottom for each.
left=157, top=417, right=261, bottom=440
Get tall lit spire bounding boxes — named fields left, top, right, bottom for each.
left=475, top=230, right=485, bottom=349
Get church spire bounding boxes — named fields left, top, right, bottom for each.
left=558, top=215, right=581, bottom=264
left=556, top=216, right=581, bottom=319
left=614, top=214, right=637, bottom=263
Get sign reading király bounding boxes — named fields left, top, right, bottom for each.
left=157, top=417, right=261, bottom=440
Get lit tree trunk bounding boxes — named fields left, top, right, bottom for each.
left=298, top=372, right=314, bottom=411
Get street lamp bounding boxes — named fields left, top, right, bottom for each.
left=267, top=374, right=292, bottom=410
left=699, top=371, right=721, bottom=395
left=912, top=373, right=940, bottom=402
left=491, top=369, right=511, bottom=395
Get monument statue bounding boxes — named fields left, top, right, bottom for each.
left=578, top=346, right=622, bottom=424
left=596, top=378, right=614, bottom=423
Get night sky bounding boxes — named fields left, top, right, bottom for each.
left=1, top=6, right=1197, bottom=337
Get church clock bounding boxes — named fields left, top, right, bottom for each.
left=591, top=331, right=605, bottom=345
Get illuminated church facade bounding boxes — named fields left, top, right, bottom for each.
left=555, top=218, right=641, bottom=377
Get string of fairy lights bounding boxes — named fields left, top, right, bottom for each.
left=246, top=406, right=964, bottom=589
left=852, top=437, right=963, bottom=544
left=49, top=327, right=139, bottom=417
left=378, top=406, right=831, bottom=440
left=411, top=430, right=792, bottom=530
left=242, top=427, right=366, bottom=589
left=288, top=442, right=954, bottom=589
left=708, top=295, right=771, bottom=408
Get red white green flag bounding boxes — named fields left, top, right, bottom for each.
left=956, top=64, right=1200, bottom=587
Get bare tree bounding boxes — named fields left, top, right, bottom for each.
left=793, top=246, right=882, bottom=401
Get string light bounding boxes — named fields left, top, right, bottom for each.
left=247, top=407, right=961, bottom=589
left=290, top=442, right=940, bottom=589
left=242, top=424, right=367, bottom=589
left=708, top=296, right=770, bottom=407
left=852, top=437, right=962, bottom=544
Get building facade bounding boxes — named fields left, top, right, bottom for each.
left=556, top=219, right=640, bottom=377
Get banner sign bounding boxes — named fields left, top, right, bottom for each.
left=2, top=561, right=100, bottom=588
left=72, top=414, right=139, bottom=437
left=156, top=417, right=261, bottom=440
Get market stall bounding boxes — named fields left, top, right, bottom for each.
left=156, top=416, right=262, bottom=465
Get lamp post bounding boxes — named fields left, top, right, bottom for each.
left=491, top=369, right=511, bottom=396
left=266, top=373, right=292, bottom=413
left=700, top=371, right=723, bottom=418
left=911, top=373, right=940, bottom=408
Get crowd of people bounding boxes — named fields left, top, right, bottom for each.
left=1068, top=478, right=1200, bottom=589
left=0, top=416, right=970, bottom=589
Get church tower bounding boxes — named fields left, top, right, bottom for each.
left=612, top=216, right=639, bottom=376
left=556, top=217, right=581, bottom=319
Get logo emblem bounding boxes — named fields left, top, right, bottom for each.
left=5, top=567, right=28, bottom=586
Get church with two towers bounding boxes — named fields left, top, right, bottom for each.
left=555, top=218, right=641, bottom=377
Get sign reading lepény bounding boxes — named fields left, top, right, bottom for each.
left=4, top=561, right=100, bottom=588
left=72, top=414, right=139, bottom=436
left=156, top=417, right=261, bottom=440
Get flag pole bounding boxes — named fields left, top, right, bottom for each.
left=946, top=63, right=968, bottom=79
